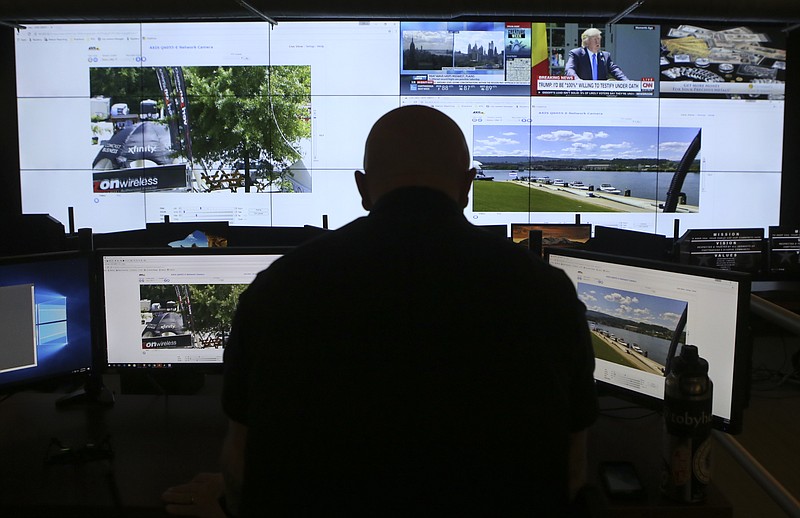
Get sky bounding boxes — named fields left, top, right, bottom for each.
left=402, top=22, right=506, bottom=52
left=472, top=124, right=701, bottom=161
left=453, top=30, right=505, bottom=55
left=577, top=283, right=687, bottom=330
left=473, top=126, right=529, bottom=157
left=402, top=30, right=504, bottom=54
left=403, top=31, right=452, bottom=52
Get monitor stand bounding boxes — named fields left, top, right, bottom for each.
left=55, top=373, right=115, bottom=408
left=119, top=370, right=206, bottom=395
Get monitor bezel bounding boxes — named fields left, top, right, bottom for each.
left=97, top=246, right=294, bottom=373
left=0, top=250, right=98, bottom=394
left=545, top=246, right=752, bottom=434
left=589, top=225, right=674, bottom=262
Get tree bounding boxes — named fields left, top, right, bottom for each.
left=186, top=284, right=248, bottom=333
left=140, top=285, right=179, bottom=309
left=183, top=65, right=312, bottom=192
left=89, top=67, right=161, bottom=111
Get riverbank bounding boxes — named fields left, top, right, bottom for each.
left=513, top=180, right=699, bottom=213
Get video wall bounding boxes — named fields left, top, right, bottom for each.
left=14, top=21, right=786, bottom=235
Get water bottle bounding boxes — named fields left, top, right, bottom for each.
left=661, top=344, right=713, bottom=502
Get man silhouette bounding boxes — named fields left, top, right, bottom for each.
left=164, top=105, right=598, bottom=517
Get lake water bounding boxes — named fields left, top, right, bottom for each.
left=481, top=170, right=700, bottom=206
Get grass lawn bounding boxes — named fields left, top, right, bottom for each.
left=591, top=333, right=639, bottom=369
left=472, top=181, right=619, bottom=212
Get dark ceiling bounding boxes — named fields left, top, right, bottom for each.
left=1, top=0, right=800, bottom=26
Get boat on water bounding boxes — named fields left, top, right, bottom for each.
left=569, top=181, right=589, bottom=190
left=599, top=183, right=621, bottom=194
left=552, top=179, right=566, bottom=186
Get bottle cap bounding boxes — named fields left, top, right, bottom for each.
left=674, top=344, right=709, bottom=376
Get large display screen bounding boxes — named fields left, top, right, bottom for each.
left=547, top=247, right=751, bottom=433
left=14, top=21, right=785, bottom=236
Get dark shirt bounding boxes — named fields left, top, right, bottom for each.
left=223, top=187, right=598, bottom=515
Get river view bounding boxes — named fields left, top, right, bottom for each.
left=593, top=324, right=675, bottom=368
left=480, top=170, right=700, bottom=206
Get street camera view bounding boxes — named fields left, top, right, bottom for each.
left=90, top=65, right=312, bottom=194
left=140, top=283, right=247, bottom=350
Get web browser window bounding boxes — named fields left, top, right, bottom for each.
left=13, top=21, right=786, bottom=238
left=548, top=250, right=747, bottom=429
left=101, top=252, right=283, bottom=367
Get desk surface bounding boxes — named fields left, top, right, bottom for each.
left=589, top=398, right=732, bottom=517
left=0, top=388, right=733, bottom=517
left=0, top=390, right=227, bottom=517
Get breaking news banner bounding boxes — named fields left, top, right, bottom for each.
left=93, top=164, right=188, bottom=193
left=536, top=76, right=656, bottom=97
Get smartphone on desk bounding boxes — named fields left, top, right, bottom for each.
left=599, top=461, right=646, bottom=500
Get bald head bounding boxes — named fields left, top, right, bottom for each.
left=355, top=105, right=475, bottom=210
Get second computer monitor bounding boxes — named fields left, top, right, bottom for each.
left=99, top=247, right=291, bottom=371
left=547, top=247, right=751, bottom=434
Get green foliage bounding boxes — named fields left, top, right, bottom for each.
left=89, top=65, right=312, bottom=189
left=141, top=285, right=178, bottom=306
left=186, top=284, right=248, bottom=332
left=140, top=283, right=247, bottom=333
left=90, top=67, right=161, bottom=109
left=184, top=65, right=311, bottom=172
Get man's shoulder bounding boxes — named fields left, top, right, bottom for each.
left=242, top=212, right=574, bottom=303
left=243, top=218, right=369, bottom=287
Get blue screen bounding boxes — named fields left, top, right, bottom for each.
left=0, top=253, right=94, bottom=391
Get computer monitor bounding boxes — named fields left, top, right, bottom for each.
left=589, top=225, right=673, bottom=262
left=768, top=226, right=800, bottom=274
left=476, top=224, right=509, bottom=239
left=510, top=223, right=591, bottom=255
left=99, top=247, right=291, bottom=371
left=546, top=247, right=751, bottom=433
left=0, top=251, right=96, bottom=393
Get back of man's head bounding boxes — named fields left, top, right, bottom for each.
left=356, top=105, right=474, bottom=209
